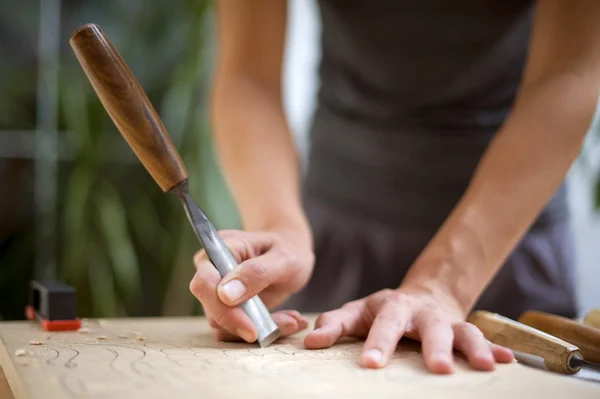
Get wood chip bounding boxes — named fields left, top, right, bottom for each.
left=29, top=339, right=43, bottom=346
left=77, top=328, right=90, bottom=334
left=135, top=336, right=146, bottom=341
left=97, top=335, right=108, bottom=340
left=15, top=349, right=28, bottom=357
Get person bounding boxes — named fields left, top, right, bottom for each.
left=189, top=0, right=600, bottom=374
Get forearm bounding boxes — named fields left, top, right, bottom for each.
left=402, top=74, right=598, bottom=313
left=211, top=74, right=311, bottom=244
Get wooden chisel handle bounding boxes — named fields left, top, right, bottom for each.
left=69, top=24, right=188, bottom=192
left=467, top=310, right=583, bottom=374
left=518, top=310, right=600, bottom=364
left=584, top=308, right=600, bottom=330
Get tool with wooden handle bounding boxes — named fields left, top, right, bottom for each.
left=468, top=310, right=600, bottom=374
left=584, top=309, right=600, bottom=330
left=518, top=310, right=600, bottom=364
left=69, top=23, right=280, bottom=348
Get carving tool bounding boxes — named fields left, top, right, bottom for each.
left=584, top=308, right=600, bottom=330
left=68, top=23, right=281, bottom=347
left=518, top=310, right=600, bottom=364
left=468, top=310, right=600, bottom=375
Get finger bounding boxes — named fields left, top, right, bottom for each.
left=361, top=301, right=411, bottom=369
left=217, top=230, right=275, bottom=257
left=217, top=250, right=291, bottom=306
left=272, top=309, right=310, bottom=331
left=258, top=291, right=294, bottom=309
left=416, top=313, right=455, bottom=374
left=194, top=231, right=273, bottom=268
left=212, top=326, right=242, bottom=342
left=189, top=266, right=257, bottom=343
left=452, top=322, right=495, bottom=371
left=304, top=302, right=368, bottom=349
left=271, top=312, right=304, bottom=336
left=210, top=310, right=308, bottom=342
left=208, top=317, right=219, bottom=329
left=195, top=237, right=255, bottom=266
left=280, top=309, right=310, bottom=331
left=490, top=342, right=514, bottom=363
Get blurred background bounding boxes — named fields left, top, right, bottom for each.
left=0, top=0, right=599, bottom=321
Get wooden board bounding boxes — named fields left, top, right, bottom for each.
left=0, top=315, right=599, bottom=399
left=0, top=366, right=15, bottom=399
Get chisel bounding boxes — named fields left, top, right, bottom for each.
left=518, top=310, right=600, bottom=364
left=468, top=310, right=600, bottom=375
left=69, top=23, right=281, bottom=347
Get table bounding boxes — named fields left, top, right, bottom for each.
left=1, top=366, right=14, bottom=399
left=1, top=315, right=599, bottom=398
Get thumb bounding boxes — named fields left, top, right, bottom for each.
left=217, top=251, right=286, bottom=306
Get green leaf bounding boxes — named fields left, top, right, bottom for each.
left=87, top=236, right=120, bottom=317
left=61, top=166, right=94, bottom=285
left=95, top=181, right=142, bottom=310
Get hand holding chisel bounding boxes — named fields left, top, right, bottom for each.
left=69, top=23, right=281, bottom=347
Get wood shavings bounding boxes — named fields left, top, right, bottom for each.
left=15, top=349, right=28, bottom=357
left=135, top=336, right=146, bottom=341
left=29, top=339, right=43, bottom=345
left=97, top=335, right=108, bottom=340
left=77, top=328, right=90, bottom=334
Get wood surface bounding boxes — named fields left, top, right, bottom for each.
left=518, top=310, right=600, bottom=364
left=0, top=366, right=15, bottom=399
left=0, top=315, right=599, bottom=399
left=467, top=310, right=582, bottom=374
left=584, top=309, right=600, bottom=329
left=69, top=24, right=188, bottom=193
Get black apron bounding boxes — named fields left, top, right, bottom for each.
left=283, top=0, right=578, bottom=320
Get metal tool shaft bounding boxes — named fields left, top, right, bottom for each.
left=571, top=356, right=600, bottom=374
left=171, top=181, right=280, bottom=347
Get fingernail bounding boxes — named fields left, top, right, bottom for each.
left=220, top=280, right=246, bottom=303
left=431, top=351, right=451, bottom=365
left=236, top=329, right=255, bottom=343
left=365, top=349, right=383, bottom=365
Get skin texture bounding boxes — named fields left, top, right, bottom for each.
left=190, top=0, right=600, bottom=373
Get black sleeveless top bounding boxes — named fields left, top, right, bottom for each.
left=304, top=0, right=569, bottom=231
left=290, top=0, right=577, bottom=318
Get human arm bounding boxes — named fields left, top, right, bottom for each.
left=401, top=0, right=600, bottom=316
left=210, top=0, right=310, bottom=238
left=305, top=0, right=600, bottom=373
left=189, top=0, right=314, bottom=342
